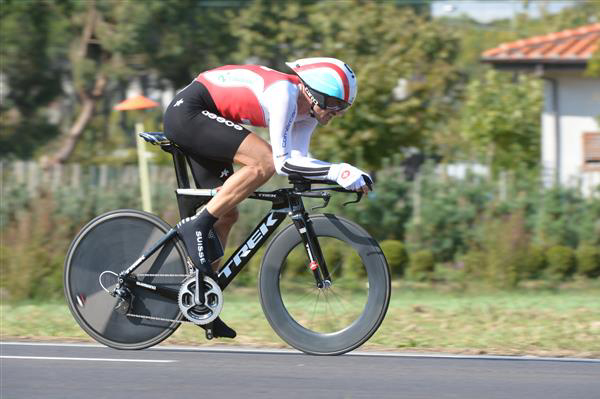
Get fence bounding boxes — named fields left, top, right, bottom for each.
left=4, top=161, right=177, bottom=197
left=1, top=160, right=598, bottom=300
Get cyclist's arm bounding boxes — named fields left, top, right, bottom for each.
left=266, top=82, right=371, bottom=190
left=266, top=83, right=334, bottom=180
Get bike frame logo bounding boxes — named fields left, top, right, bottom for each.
left=219, top=213, right=280, bottom=278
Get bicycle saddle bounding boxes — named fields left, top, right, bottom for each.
left=139, top=132, right=171, bottom=146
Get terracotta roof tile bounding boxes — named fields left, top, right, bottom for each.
left=482, top=23, right=600, bottom=63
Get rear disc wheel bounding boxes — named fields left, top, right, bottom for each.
left=64, top=209, right=189, bottom=350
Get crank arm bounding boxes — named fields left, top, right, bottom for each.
left=194, top=269, right=205, bottom=306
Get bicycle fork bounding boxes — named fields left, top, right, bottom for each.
left=290, top=212, right=331, bottom=288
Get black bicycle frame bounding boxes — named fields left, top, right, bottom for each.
left=118, top=187, right=331, bottom=296
left=117, top=141, right=335, bottom=298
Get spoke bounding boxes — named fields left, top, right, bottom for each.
left=326, top=288, right=363, bottom=323
left=328, top=286, right=361, bottom=308
left=309, top=289, right=322, bottom=331
left=281, top=280, right=319, bottom=309
left=322, top=290, right=339, bottom=331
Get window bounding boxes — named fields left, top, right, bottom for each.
left=583, top=132, right=600, bottom=171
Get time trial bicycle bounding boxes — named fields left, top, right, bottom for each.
left=63, top=132, right=391, bottom=355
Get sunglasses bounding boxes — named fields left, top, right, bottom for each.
left=303, top=84, right=350, bottom=112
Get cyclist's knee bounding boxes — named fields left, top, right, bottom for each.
left=260, top=160, right=276, bottom=180
left=247, top=160, right=275, bottom=183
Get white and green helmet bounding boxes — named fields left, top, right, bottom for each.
left=286, top=57, right=358, bottom=109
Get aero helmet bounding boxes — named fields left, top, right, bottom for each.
left=286, top=57, right=357, bottom=110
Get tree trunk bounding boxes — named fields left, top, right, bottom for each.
left=47, top=0, right=106, bottom=166
left=48, top=74, right=107, bottom=165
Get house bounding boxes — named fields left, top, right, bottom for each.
left=482, top=23, right=600, bottom=197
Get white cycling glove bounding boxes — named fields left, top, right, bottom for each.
left=327, top=163, right=372, bottom=191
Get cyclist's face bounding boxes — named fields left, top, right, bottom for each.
left=312, top=104, right=341, bottom=125
left=300, top=83, right=348, bottom=125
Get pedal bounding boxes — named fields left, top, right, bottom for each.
left=204, top=323, right=214, bottom=340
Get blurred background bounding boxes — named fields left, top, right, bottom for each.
left=1, top=0, right=599, bottom=355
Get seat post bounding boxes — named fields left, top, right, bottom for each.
left=172, top=150, right=191, bottom=189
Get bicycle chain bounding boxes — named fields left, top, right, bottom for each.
left=126, top=273, right=192, bottom=323
left=125, top=312, right=192, bottom=324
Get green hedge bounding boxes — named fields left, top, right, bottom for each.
left=380, top=240, right=408, bottom=277
left=407, top=249, right=435, bottom=282
left=545, top=245, right=576, bottom=281
left=576, top=245, right=600, bottom=278
left=2, top=162, right=599, bottom=300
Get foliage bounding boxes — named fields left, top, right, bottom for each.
left=230, top=0, right=317, bottom=70
left=482, top=210, right=528, bottom=289
left=520, top=245, right=547, bottom=280
left=2, top=160, right=599, bottom=300
left=380, top=240, right=408, bottom=278
left=406, top=249, right=435, bottom=282
left=576, top=245, right=600, bottom=278
left=122, top=0, right=239, bottom=88
left=533, top=186, right=600, bottom=248
left=545, top=245, right=576, bottom=282
left=405, top=163, right=493, bottom=261
left=0, top=0, right=72, bottom=158
left=232, top=1, right=460, bottom=169
left=330, top=159, right=412, bottom=241
left=0, top=165, right=178, bottom=300
left=461, top=250, right=487, bottom=280
left=311, top=2, right=460, bottom=168
left=460, top=69, right=543, bottom=173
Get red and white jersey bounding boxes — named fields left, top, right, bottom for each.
left=196, top=65, right=299, bottom=127
left=196, top=65, right=333, bottom=179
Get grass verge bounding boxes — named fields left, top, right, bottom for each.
left=2, top=282, right=599, bottom=357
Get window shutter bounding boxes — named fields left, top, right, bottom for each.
left=583, top=132, right=600, bottom=171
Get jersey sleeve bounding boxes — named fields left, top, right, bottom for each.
left=265, top=82, right=334, bottom=181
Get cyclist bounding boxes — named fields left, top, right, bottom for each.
left=163, top=57, right=372, bottom=338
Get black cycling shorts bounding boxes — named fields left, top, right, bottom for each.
left=163, top=81, right=252, bottom=189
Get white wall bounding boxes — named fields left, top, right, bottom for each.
left=541, top=75, right=600, bottom=196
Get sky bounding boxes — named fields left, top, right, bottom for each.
left=431, top=1, right=577, bottom=23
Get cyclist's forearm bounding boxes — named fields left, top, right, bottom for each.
left=276, top=156, right=340, bottom=181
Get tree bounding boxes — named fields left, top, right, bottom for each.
left=459, top=69, right=542, bottom=173
left=230, top=0, right=317, bottom=69
left=0, top=0, right=71, bottom=158
left=308, top=1, right=460, bottom=168
left=233, top=1, right=460, bottom=169
left=1, top=0, right=242, bottom=163
left=125, top=0, right=239, bottom=88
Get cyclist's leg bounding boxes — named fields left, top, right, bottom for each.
left=163, top=80, right=273, bottom=269
left=204, top=133, right=275, bottom=218
left=187, top=157, right=239, bottom=272
left=164, top=84, right=253, bottom=273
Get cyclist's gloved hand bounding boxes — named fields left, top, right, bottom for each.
left=328, top=163, right=373, bottom=192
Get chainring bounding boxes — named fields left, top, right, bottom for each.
left=177, top=275, right=223, bottom=325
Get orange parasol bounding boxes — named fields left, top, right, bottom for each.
left=114, top=95, right=159, bottom=111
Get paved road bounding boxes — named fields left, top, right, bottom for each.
left=1, top=342, right=599, bottom=399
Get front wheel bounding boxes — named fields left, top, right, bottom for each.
left=258, top=214, right=391, bottom=355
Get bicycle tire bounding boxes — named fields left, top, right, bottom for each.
left=258, top=214, right=391, bottom=355
left=64, top=209, right=189, bottom=350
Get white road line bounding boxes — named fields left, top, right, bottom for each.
left=1, top=342, right=105, bottom=348
left=1, top=355, right=175, bottom=363
left=1, top=342, right=599, bottom=363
